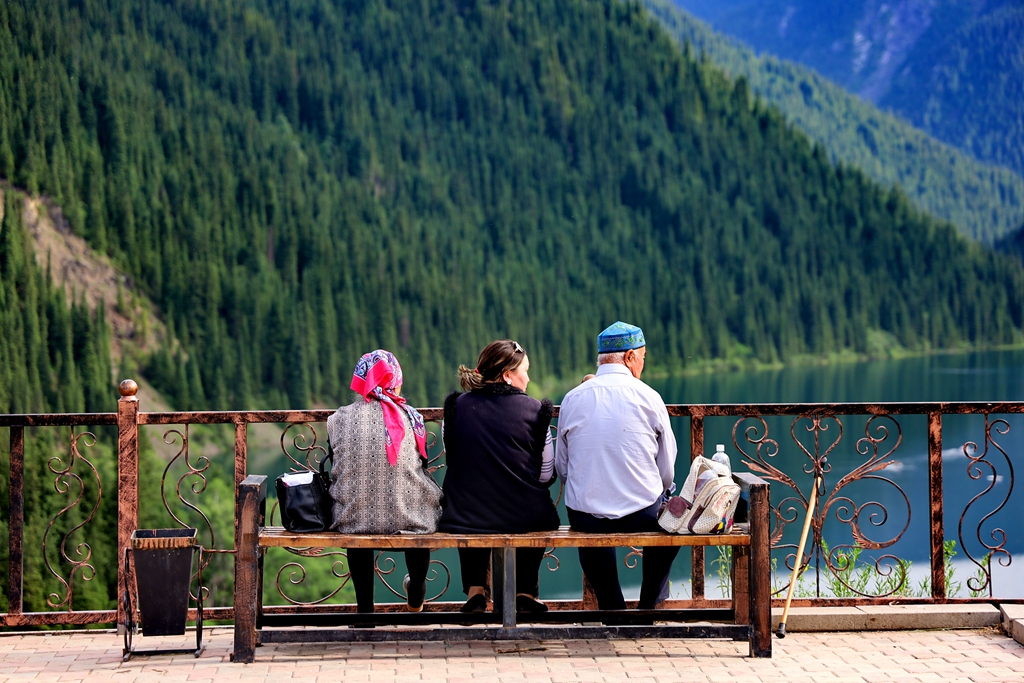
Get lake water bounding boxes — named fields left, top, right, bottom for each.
left=645, top=350, right=1024, bottom=601
left=335, top=350, right=1024, bottom=604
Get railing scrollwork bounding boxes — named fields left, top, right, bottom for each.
left=734, top=412, right=911, bottom=598
left=275, top=551, right=352, bottom=605
left=41, top=428, right=102, bottom=611
left=959, top=414, right=1013, bottom=597
left=281, top=422, right=328, bottom=472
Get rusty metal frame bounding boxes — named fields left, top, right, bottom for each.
left=7, top=425, right=24, bottom=619
left=3, top=392, right=1023, bottom=630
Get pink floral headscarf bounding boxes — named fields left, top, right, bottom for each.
left=350, top=350, right=427, bottom=466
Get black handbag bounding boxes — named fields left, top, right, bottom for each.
left=276, top=455, right=333, bottom=533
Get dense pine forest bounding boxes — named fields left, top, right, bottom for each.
left=644, top=0, right=1024, bottom=245
left=1, top=0, right=1024, bottom=414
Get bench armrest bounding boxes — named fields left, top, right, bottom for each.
left=240, top=474, right=268, bottom=502
left=238, top=474, right=268, bottom=534
left=731, top=471, right=768, bottom=490
left=234, top=475, right=267, bottom=662
left=731, top=471, right=771, bottom=657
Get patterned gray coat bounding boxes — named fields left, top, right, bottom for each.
left=326, top=399, right=442, bottom=534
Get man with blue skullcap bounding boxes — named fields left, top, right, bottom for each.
left=556, top=321, right=679, bottom=612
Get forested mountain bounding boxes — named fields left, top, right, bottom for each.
left=2, top=0, right=1024, bottom=415
left=645, top=0, right=1024, bottom=244
left=670, top=0, right=1024, bottom=179
left=0, top=185, right=112, bottom=415
left=995, top=223, right=1024, bottom=265
left=881, top=4, right=1024, bottom=180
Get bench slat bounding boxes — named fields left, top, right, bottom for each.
left=258, top=524, right=751, bottom=549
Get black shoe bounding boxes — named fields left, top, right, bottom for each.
left=404, top=574, right=427, bottom=612
left=515, top=595, right=548, bottom=613
left=459, top=593, right=488, bottom=614
left=351, top=609, right=376, bottom=629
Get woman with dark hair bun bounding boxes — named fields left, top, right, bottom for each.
left=438, top=339, right=560, bottom=614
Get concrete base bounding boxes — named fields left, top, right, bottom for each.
left=772, top=604, right=1002, bottom=632
left=999, top=604, right=1024, bottom=645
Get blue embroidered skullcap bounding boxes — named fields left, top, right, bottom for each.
left=597, top=321, right=646, bottom=353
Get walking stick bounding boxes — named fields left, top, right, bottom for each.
left=776, top=474, right=820, bottom=638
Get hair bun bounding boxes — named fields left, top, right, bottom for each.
left=457, top=364, right=484, bottom=391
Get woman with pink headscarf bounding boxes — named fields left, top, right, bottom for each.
left=326, top=350, right=442, bottom=614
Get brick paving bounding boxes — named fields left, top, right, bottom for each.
left=1, top=627, right=1022, bottom=683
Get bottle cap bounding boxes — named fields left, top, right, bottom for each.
left=716, top=444, right=725, bottom=451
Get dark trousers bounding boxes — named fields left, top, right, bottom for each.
left=568, top=498, right=680, bottom=610
left=348, top=548, right=430, bottom=613
left=458, top=547, right=545, bottom=597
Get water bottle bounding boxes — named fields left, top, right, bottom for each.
left=711, top=444, right=731, bottom=473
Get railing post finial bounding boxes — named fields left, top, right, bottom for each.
left=119, top=379, right=139, bottom=400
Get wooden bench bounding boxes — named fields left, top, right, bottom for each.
left=232, top=472, right=771, bottom=662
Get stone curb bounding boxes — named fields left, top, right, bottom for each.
left=772, top=603, right=1004, bottom=632
left=1000, top=604, right=1024, bottom=646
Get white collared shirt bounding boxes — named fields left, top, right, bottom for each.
left=555, top=363, right=677, bottom=518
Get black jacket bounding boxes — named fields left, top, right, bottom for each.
left=437, top=384, right=560, bottom=533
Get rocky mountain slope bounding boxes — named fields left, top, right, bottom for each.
left=670, top=0, right=1024, bottom=178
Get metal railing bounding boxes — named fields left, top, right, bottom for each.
left=2, top=380, right=1020, bottom=629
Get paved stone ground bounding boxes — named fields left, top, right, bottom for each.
left=2, top=627, right=1023, bottom=682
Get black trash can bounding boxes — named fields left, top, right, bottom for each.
left=123, top=528, right=204, bottom=660
left=131, top=528, right=197, bottom=635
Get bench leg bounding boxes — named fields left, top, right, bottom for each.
left=748, top=482, right=772, bottom=658
left=731, top=545, right=750, bottom=626
left=256, top=548, right=265, bottom=630
left=491, top=549, right=517, bottom=629
left=232, top=481, right=261, bottom=663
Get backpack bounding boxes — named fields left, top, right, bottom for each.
left=658, top=456, right=741, bottom=535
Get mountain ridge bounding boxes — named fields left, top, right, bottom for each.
left=669, top=0, right=1024, bottom=179
left=645, top=0, right=1024, bottom=244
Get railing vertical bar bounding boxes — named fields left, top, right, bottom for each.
left=116, top=385, right=141, bottom=633
left=234, top=421, right=248, bottom=490
left=690, top=412, right=705, bottom=601
left=234, top=420, right=248, bottom=563
left=8, top=425, right=24, bottom=616
left=927, top=411, right=945, bottom=599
